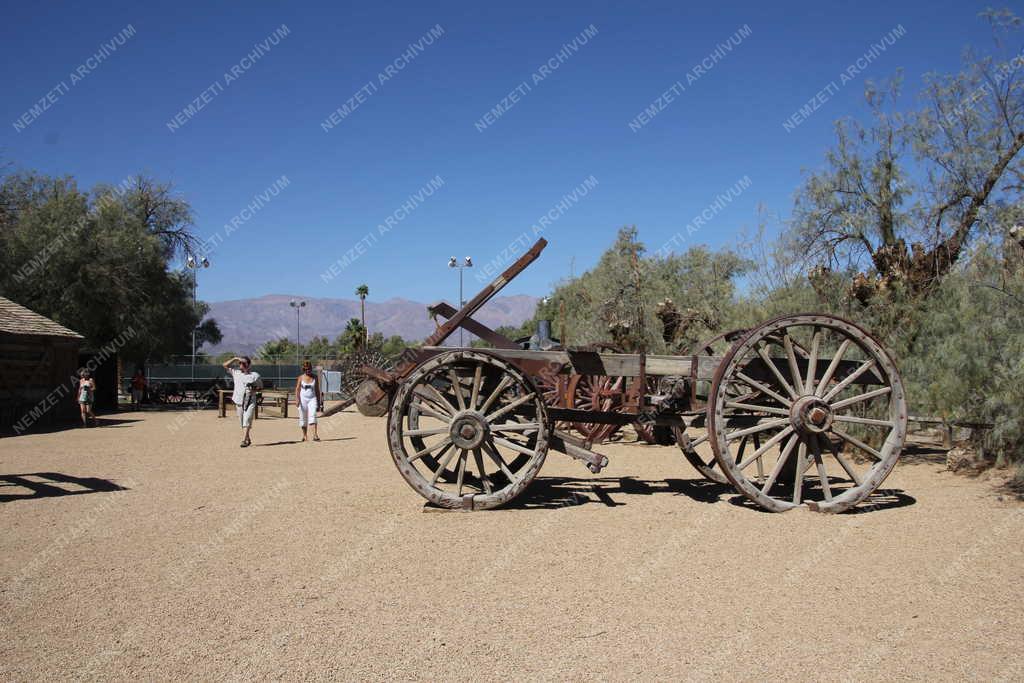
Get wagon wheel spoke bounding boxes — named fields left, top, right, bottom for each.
left=783, top=334, right=805, bottom=396
left=804, top=329, right=822, bottom=395
left=725, top=401, right=790, bottom=417
left=486, top=392, right=535, bottom=423
left=813, top=339, right=852, bottom=398
left=409, top=400, right=452, bottom=423
left=735, top=435, right=748, bottom=469
left=734, top=372, right=793, bottom=408
left=737, top=427, right=794, bottom=471
left=810, top=435, right=832, bottom=502
left=473, top=447, right=493, bottom=494
left=455, top=448, right=468, bottom=495
left=832, top=414, right=894, bottom=428
left=430, top=444, right=460, bottom=485
left=821, top=359, right=877, bottom=403
left=831, top=428, right=883, bottom=461
left=483, top=442, right=516, bottom=483
left=410, top=436, right=453, bottom=462
left=724, top=417, right=790, bottom=442
left=491, top=435, right=540, bottom=457
left=791, top=441, right=807, bottom=504
left=755, top=344, right=800, bottom=400
left=445, top=369, right=466, bottom=410
left=469, top=364, right=483, bottom=410
left=830, top=386, right=892, bottom=410
left=760, top=433, right=799, bottom=495
left=491, top=422, right=543, bottom=434
left=479, top=376, right=512, bottom=414
left=830, top=441, right=863, bottom=486
left=404, top=426, right=449, bottom=438
left=419, top=385, right=457, bottom=417
left=753, top=433, right=765, bottom=481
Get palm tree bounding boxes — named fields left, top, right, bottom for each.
left=355, top=284, right=369, bottom=348
left=343, top=318, right=366, bottom=352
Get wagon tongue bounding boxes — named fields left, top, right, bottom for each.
left=550, top=430, right=609, bottom=473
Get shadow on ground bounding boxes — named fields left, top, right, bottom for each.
left=507, top=476, right=732, bottom=510
left=898, top=444, right=948, bottom=465
left=2, top=417, right=143, bottom=436
left=0, top=472, right=130, bottom=503
left=506, top=475, right=915, bottom=514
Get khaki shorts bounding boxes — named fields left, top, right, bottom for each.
left=237, top=403, right=255, bottom=428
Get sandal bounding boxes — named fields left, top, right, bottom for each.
left=240, top=438, right=251, bottom=448
left=313, top=436, right=320, bottom=442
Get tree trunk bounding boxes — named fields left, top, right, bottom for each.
left=360, top=298, right=366, bottom=350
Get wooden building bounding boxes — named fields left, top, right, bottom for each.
left=0, top=297, right=84, bottom=432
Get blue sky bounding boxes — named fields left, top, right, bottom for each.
left=0, top=0, right=1000, bottom=304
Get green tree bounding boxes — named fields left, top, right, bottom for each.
left=256, top=337, right=296, bottom=363
left=790, top=11, right=1024, bottom=305
left=0, top=169, right=217, bottom=364
left=303, top=335, right=333, bottom=360
left=540, top=228, right=749, bottom=352
left=334, top=318, right=367, bottom=354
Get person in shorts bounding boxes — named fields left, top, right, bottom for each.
left=223, top=356, right=261, bottom=447
left=77, top=368, right=97, bottom=427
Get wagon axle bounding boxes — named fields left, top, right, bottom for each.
left=792, top=397, right=834, bottom=434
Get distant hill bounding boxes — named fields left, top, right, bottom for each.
left=205, top=294, right=538, bottom=354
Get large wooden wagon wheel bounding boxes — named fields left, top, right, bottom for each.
left=387, top=350, right=549, bottom=510
left=707, top=314, right=907, bottom=513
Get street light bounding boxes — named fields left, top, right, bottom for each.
left=185, top=253, right=210, bottom=379
left=448, top=255, right=473, bottom=346
left=290, top=300, right=306, bottom=367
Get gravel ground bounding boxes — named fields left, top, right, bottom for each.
left=2, top=406, right=1022, bottom=681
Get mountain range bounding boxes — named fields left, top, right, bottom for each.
left=205, top=294, right=538, bottom=354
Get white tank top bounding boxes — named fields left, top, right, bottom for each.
left=300, top=381, right=316, bottom=400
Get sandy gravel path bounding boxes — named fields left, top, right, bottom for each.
left=2, top=407, right=1022, bottom=680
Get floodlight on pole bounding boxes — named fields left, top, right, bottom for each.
left=448, top=256, right=473, bottom=346
left=185, top=253, right=209, bottom=380
left=290, top=300, right=306, bottom=367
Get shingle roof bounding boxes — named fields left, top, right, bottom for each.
left=0, top=297, right=84, bottom=339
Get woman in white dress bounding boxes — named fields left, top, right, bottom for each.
left=294, top=361, right=322, bottom=442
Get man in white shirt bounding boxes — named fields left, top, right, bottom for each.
left=223, top=356, right=261, bottom=447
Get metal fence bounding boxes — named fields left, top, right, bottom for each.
left=145, top=363, right=303, bottom=390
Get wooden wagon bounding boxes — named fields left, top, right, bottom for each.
left=360, top=239, right=907, bottom=514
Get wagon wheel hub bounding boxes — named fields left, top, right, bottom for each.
left=790, top=395, right=834, bottom=434
left=450, top=411, right=490, bottom=449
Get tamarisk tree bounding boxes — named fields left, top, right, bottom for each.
left=792, top=9, right=1024, bottom=304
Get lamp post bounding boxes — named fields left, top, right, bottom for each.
left=185, top=253, right=209, bottom=379
left=290, top=299, right=306, bottom=367
left=448, top=256, right=473, bottom=346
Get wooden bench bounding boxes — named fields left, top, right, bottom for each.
left=259, top=390, right=291, bottom=418
left=217, top=389, right=290, bottom=419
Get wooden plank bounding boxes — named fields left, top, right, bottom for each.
left=427, top=302, right=521, bottom=350
left=421, top=347, right=700, bottom=378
